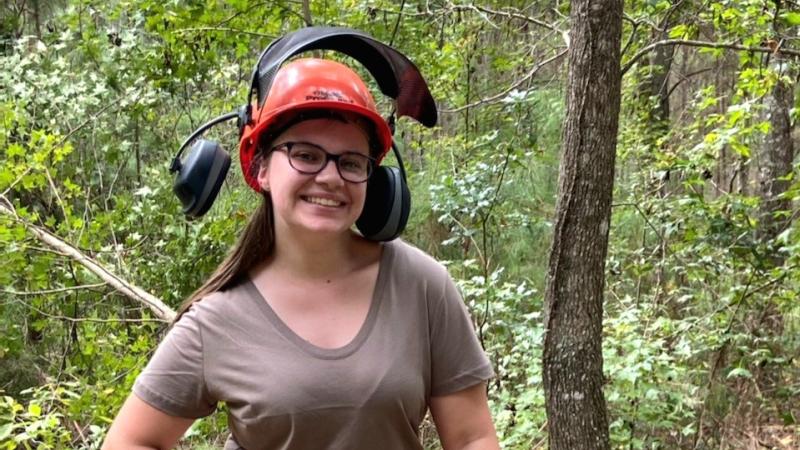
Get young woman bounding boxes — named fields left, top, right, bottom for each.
left=103, top=58, right=499, bottom=450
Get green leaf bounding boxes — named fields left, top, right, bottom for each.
left=781, top=11, right=800, bottom=25
left=726, top=367, right=752, bottom=379
left=27, top=403, right=41, bottom=418
left=5, top=143, right=24, bottom=158
left=669, top=24, right=688, bottom=39
left=0, top=423, right=16, bottom=442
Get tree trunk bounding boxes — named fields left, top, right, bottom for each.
left=753, top=58, right=794, bottom=380
left=757, top=61, right=794, bottom=247
left=302, top=0, right=313, bottom=26
left=32, top=0, right=42, bottom=39
left=542, top=0, right=623, bottom=449
left=644, top=29, right=674, bottom=129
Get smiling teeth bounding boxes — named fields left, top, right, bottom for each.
left=306, top=197, right=341, bottom=207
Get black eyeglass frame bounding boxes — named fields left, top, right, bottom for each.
left=269, top=141, right=377, bottom=183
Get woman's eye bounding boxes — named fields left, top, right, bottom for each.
left=341, top=158, right=365, bottom=172
left=293, top=151, right=321, bottom=162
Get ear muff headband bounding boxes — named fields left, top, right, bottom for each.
left=170, top=112, right=238, bottom=218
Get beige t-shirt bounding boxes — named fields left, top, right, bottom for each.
left=133, top=239, right=493, bottom=450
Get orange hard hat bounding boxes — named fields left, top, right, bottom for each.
left=239, top=58, right=393, bottom=191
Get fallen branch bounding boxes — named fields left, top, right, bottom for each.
left=0, top=198, right=176, bottom=322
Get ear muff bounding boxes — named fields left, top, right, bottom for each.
left=173, top=140, right=230, bottom=218
left=169, top=112, right=239, bottom=218
left=355, top=141, right=411, bottom=241
left=357, top=166, right=410, bottom=241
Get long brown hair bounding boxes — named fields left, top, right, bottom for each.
left=175, top=191, right=274, bottom=321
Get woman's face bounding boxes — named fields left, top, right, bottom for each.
left=257, top=118, right=372, bottom=239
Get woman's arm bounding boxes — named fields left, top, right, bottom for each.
left=102, top=394, right=195, bottom=450
left=430, top=382, right=500, bottom=450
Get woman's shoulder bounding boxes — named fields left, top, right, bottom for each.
left=177, top=280, right=256, bottom=326
left=386, top=239, right=451, bottom=283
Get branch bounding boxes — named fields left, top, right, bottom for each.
left=57, top=97, right=119, bottom=147
left=215, top=1, right=272, bottom=26
left=301, top=0, right=312, bottom=26
left=389, top=0, right=406, bottom=46
left=659, top=0, right=688, bottom=30
left=451, top=4, right=564, bottom=36
left=4, top=298, right=164, bottom=323
left=3, top=283, right=107, bottom=296
left=611, top=202, right=665, bottom=243
left=439, top=49, right=568, bottom=113
left=369, top=3, right=567, bottom=44
left=665, top=67, right=713, bottom=98
left=0, top=198, right=176, bottom=322
left=623, top=39, right=800, bottom=75
left=621, top=17, right=640, bottom=59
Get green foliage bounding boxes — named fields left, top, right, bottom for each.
left=1, top=0, right=798, bottom=449
left=1, top=385, right=87, bottom=449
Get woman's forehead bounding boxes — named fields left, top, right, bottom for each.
left=262, top=109, right=381, bottom=156
left=275, top=118, right=372, bottom=150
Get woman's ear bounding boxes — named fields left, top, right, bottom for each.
left=256, top=157, right=270, bottom=193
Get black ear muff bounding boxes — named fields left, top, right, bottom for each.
left=356, top=166, right=410, bottom=241
left=169, top=111, right=239, bottom=218
left=172, top=140, right=231, bottom=218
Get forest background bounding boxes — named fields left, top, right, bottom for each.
left=0, top=0, right=798, bottom=449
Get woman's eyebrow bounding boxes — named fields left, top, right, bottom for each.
left=293, top=140, right=372, bottom=156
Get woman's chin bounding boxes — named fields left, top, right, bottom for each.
left=291, top=219, right=357, bottom=238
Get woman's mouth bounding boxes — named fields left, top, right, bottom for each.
left=302, top=196, right=344, bottom=207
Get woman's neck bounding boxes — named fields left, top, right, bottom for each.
left=269, top=228, right=376, bottom=280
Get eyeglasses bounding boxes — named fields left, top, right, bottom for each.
left=270, top=141, right=376, bottom=183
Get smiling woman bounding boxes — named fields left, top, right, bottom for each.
left=258, top=118, right=373, bottom=238
left=102, top=44, right=499, bottom=450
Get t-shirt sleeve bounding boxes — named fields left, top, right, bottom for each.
left=133, top=305, right=216, bottom=418
left=429, top=274, right=495, bottom=397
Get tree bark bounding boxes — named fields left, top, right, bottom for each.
left=302, top=0, right=313, bottom=26
left=757, top=61, right=794, bottom=246
left=645, top=30, right=674, bottom=127
left=542, top=0, right=623, bottom=449
left=32, top=0, right=42, bottom=39
left=752, top=58, right=794, bottom=371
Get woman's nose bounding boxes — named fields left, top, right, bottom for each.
left=314, top=159, right=345, bottom=185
